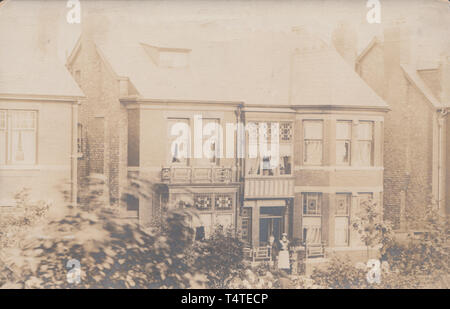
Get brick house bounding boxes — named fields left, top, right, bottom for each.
left=0, top=0, right=84, bottom=209
left=67, top=15, right=390, bottom=260
left=348, top=19, right=450, bottom=229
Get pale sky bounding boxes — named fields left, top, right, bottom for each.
left=1, top=0, right=449, bottom=66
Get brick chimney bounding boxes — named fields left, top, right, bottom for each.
left=331, top=21, right=358, bottom=68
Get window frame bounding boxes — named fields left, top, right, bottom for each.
left=246, top=121, right=293, bottom=177
left=201, top=118, right=221, bottom=166
left=0, top=109, right=38, bottom=166
left=191, top=192, right=235, bottom=240
left=303, top=120, right=323, bottom=166
left=357, top=121, right=374, bottom=166
left=336, top=120, right=352, bottom=166
left=167, top=118, right=191, bottom=166
left=335, top=193, right=351, bottom=246
left=302, top=192, right=322, bottom=216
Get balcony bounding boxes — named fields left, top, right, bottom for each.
left=161, top=166, right=233, bottom=184
left=244, top=176, right=294, bottom=198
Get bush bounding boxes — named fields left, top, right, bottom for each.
left=0, top=204, right=209, bottom=289
left=310, top=256, right=369, bottom=289
left=191, top=225, right=246, bottom=288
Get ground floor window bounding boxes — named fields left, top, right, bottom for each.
left=335, top=193, right=351, bottom=246
left=302, top=193, right=322, bottom=245
left=0, top=110, right=37, bottom=165
left=191, top=193, right=234, bottom=240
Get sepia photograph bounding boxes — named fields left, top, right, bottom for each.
left=0, top=0, right=449, bottom=295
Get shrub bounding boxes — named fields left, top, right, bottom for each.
left=192, top=225, right=246, bottom=288
left=310, top=255, right=369, bottom=289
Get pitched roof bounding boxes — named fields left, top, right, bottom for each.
left=291, top=45, right=388, bottom=109
left=0, top=0, right=84, bottom=99
left=72, top=10, right=388, bottom=109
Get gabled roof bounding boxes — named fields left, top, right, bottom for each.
left=0, top=0, right=84, bottom=99
left=400, top=63, right=447, bottom=109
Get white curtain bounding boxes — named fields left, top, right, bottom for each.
left=335, top=217, right=349, bottom=246
left=304, top=140, right=322, bottom=164
left=305, top=226, right=322, bottom=244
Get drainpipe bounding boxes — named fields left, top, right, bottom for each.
left=437, top=108, right=447, bottom=213
left=71, top=101, right=80, bottom=205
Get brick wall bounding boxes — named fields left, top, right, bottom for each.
left=68, top=30, right=127, bottom=207
left=358, top=39, right=435, bottom=229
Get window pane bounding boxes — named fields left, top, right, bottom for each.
left=12, top=111, right=35, bottom=129
left=11, top=130, right=36, bottom=164
left=216, top=214, right=232, bottom=229
left=304, top=121, right=323, bottom=139
left=0, top=111, right=5, bottom=129
left=357, top=141, right=372, bottom=165
left=303, top=193, right=321, bottom=215
left=336, top=140, right=350, bottom=165
left=279, top=155, right=292, bottom=175
left=358, top=122, right=373, bottom=140
left=304, top=140, right=322, bottom=164
left=168, top=119, right=190, bottom=164
left=193, top=213, right=213, bottom=240
left=336, top=121, right=351, bottom=140
left=280, top=122, right=293, bottom=142
left=304, top=226, right=322, bottom=244
left=203, top=119, right=220, bottom=164
left=0, top=131, right=6, bottom=165
left=335, top=194, right=350, bottom=215
left=335, top=217, right=349, bottom=246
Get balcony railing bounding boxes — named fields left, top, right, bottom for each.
left=244, top=176, right=294, bottom=198
left=161, top=166, right=233, bottom=184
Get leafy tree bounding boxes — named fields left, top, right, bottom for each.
left=352, top=198, right=393, bottom=259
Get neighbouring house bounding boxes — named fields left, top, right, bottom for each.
left=0, top=0, right=84, bottom=209
left=67, top=11, right=390, bottom=263
left=348, top=17, right=450, bottom=229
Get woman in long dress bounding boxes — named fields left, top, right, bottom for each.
left=277, top=233, right=290, bottom=271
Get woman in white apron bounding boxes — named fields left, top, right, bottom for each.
left=277, top=233, right=290, bottom=271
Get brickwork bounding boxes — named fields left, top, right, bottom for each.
left=68, top=31, right=127, bottom=207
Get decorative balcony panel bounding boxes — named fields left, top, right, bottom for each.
left=244, top=177, right=294, bottom=198
left=161, top=166, right=233, bottom=184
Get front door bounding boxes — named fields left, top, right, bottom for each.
left=259, top=206, right=285, bottom=246
left=259, top=217, right=282, bottom=245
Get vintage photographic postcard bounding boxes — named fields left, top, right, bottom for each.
left=0, top=0, right=449, bottom=294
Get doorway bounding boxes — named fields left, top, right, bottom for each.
left=259, top=206, right=285, bottom=246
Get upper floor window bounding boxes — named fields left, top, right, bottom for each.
left=202, top=118, right=220, bottom=165
left=336, top=121, right=352, bottom=165
left=357, top=121, right=373, bottom=166
left=0, top=110, right=37, bottom=166
left=159, top=50, right=189, bottom=68
left=246, top=121, right=292, bottom=176
left=168, top=118, right=190, bottom=165
left=303, top=120, right=323, bottom=165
